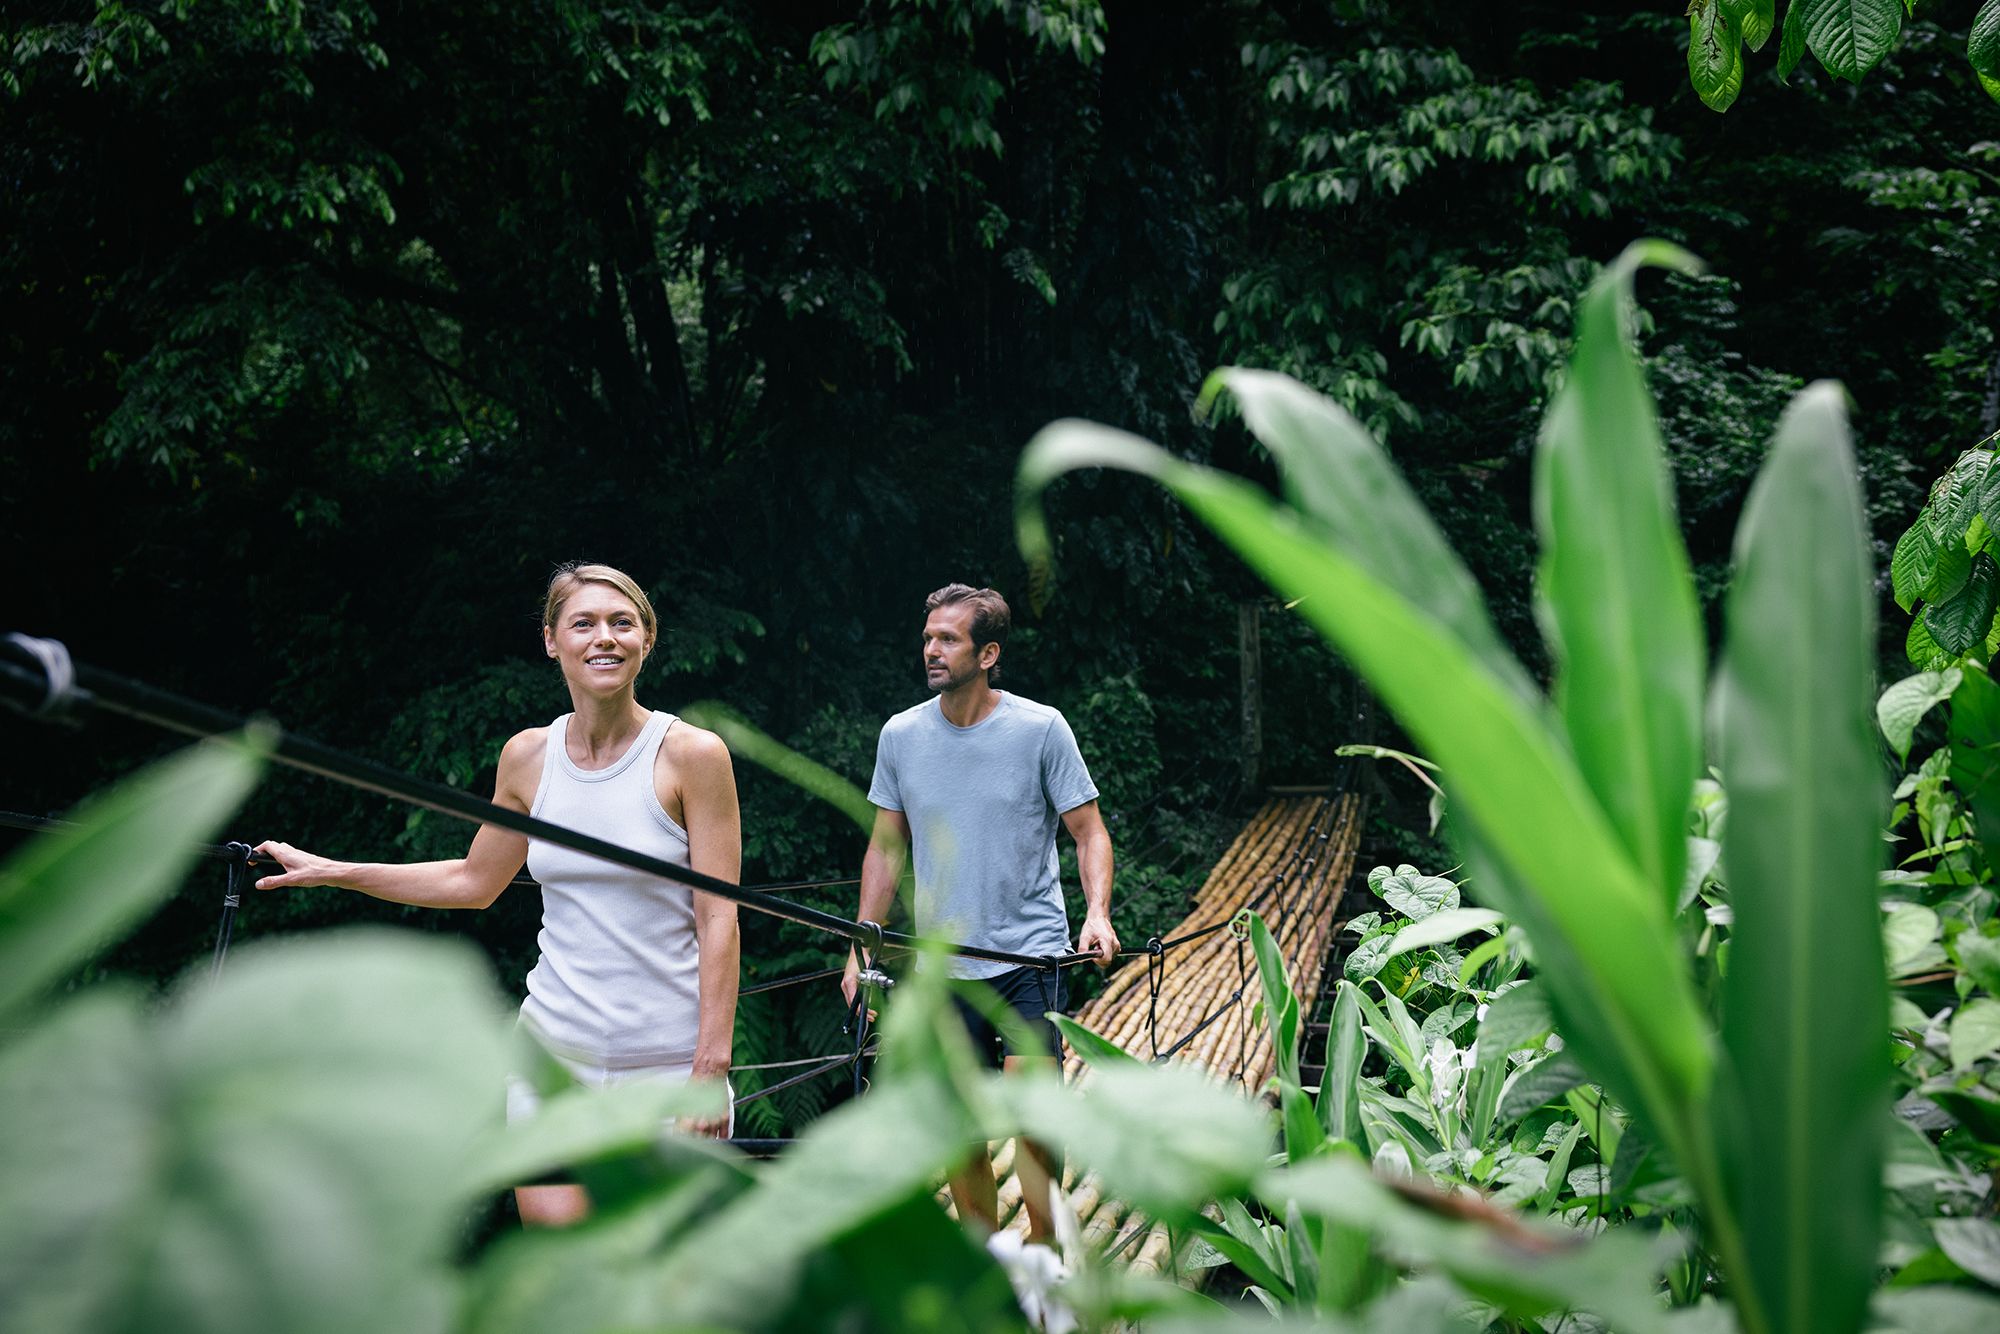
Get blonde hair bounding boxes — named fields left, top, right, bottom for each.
left=542, top=562, right=658, bottom=647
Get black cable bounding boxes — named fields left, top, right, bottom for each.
left=732, top=1050, right=862, bottom=1109
left=0, top=640, right=1072, bottom=973
left=739, top=966, right=846, bottom=997
left=211, top=842, right=249, bottom=979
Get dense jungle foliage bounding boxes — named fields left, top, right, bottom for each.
left=2, top=0, right=1996, bottom=1138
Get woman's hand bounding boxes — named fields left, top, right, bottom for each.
left=251, top=840, right=347, bottom=890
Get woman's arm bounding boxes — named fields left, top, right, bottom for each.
left=253, top=728, right=543, bottom=909
left=666, top=723, right=741, bottom=1135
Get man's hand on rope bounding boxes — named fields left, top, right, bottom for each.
left=840, top=951, right=877, bottom=1022
left=1076, top=914, right=1120, bottom=965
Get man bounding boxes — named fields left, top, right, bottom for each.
left=843, top=582, right=1119, bottom=1248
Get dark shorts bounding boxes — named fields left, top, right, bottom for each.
left=952, top=964, right=1068, bottom=1069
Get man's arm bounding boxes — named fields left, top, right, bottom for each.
left=672, top=725, right=742, bottom=1137
left=842, top=806, right=910, bottom=1007
left=1062, top=799, right=1119, bottom=962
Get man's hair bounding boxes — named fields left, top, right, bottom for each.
left=925, top=583, right=1010, bottom=686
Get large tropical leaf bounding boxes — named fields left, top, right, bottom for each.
left=0, top=729, right=268, bottom=1024
left=1534, top=241, right=1705, bottom=908
left=1690, top=1, right=1747, bottom=111
left=1710, top=382, right=1887, bottom=1334
left=1797, top=0, right=1903, bottom=81
left=0, top=931, right=513, bottom=1334
left=1017, top=416, right=1710, bottom=1161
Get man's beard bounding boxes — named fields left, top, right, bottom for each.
left=928, top=663, right=981, bottom=694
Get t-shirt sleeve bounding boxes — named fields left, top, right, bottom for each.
left=1041, top=711, right=1099, bottom=814
left=867, top=721, right=904, bottom=811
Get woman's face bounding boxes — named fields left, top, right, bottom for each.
left=544, top=583, right=652, bottom=696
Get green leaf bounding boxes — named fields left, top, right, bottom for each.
left=1925, top=538, right=1972, bottom=606
left=1778, top=0, right=1811, bottom=77
left=1376, top=867, right=1460, bottom=920
left=1249, top=911, right=1302, bottom=1085
left=1907, top=609, right=1949, bottom=671
left=1008, top=1064, right=1273, bottom=1219
left=1051, top=1014, right=1140, bottom=1066
left=1269, top=1157, right=1670, bottom=1334
left=1877, top=669, right=1963, bottom=764
left=1017, top=412, right=1711, bottom=1172
left=1947, top=661, right=2000, bottom=873
left=1948, top=998, right=2000, bottom=1070
left=1924, top=552, right=1999, bottom=657
left=1317, top=983, right=1366, bottom=1146
left=1499, top=1053, right=1588, bottom=1122
left=1534, top=241, right=1707, bottom=906
left=1798, top=0, right=1904, bottom=81
left=0, top=932, right=513, bottom=1334
left=1193, top=367, right=1538, bottom=706
left=1710, top=381, right=1886, bottom=1334
left=1934, top=1217, right=2000, bottom=1287
left=1689, top=1, right=1747, bottom=111
left=1952, top=929, right=2000, bottom=994
left=1743, top=0, right=1778, bottom=49
left=0, top=729, right=268, bottom=1023
left=1976, top=1, right=2000, bottom=78
left=1385, top=907, right=1503, bottom=960
left=1884, top=904, right=1942, bottom=976
left=1478, top=981, right=1554, bottom=1065
left=1873, top=1285, right=2000, bottom=1333
left=1890, top=517, right=1939, bottom=612
left=461, top=1072, right=729, bottom=1196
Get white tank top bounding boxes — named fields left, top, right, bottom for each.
left=518, top=710, right=704, bottom=1066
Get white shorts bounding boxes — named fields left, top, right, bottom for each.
left=505, top=1056, right=735, bottom=1139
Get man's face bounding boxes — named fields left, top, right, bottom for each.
left=922, top=603, right=994, bottom=694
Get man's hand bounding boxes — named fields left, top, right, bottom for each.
left=1076, top=914, right=1120, bottom=964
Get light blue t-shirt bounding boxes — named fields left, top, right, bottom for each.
left=868, top=693, right=1099, bottom=979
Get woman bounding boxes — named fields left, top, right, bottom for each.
left=254, top=561, right=742, bottom=1228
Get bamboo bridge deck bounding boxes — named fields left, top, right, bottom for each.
left=982, top=788, right=1366, bottom=1272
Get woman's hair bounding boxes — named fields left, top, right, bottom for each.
left=543, top=562, right=658, bottom=645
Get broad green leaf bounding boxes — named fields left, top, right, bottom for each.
left=1316, top=983, right=1366, bottom=1145
left=0, top=931, right=513, bottom=1334
left=1934, top=1217, right=2000, bottom=1286
left=1538, top=1119, right=1587, bottom=1213
left=1499, top=1053, right=1587, bottom=1123
left=1343, top=933, right=1394, bottom=981
left=1385, top=907, right=1502, bottom=960
left=1018, top=415, right=1710, bottom=1167
left=1890, top=517, right=1938, bottom=612
left=460, top=1071, right=728, bottom=1196
left=1798, top=0, right=1904, bottom=81
left=0, top=728, right=268, bottom=1023
left=1974, top=0, right=2000, bottom=97
left=1883, top=904, right=1942, bottom=976
left=1051, top=1014, right=1140, bottom=1066
left=1924, top=553, right=1999, bottom=656
left=1376, top=868, right=1460, bottom=920
left=1249, top=911, right=1301, bottom=1084
left=1007, top=1064, right=1272, bottom=1218
left=1681, top=835, right=1722, bottom=912
left=1952, top=929, right=2000, bottom=994
left=1710, top=381, right=1886, bottom=1334
left=1947, top=661, right=2000, bottom=873
left=1777, top=0, right=1809, bottom=78
left=1198, top=367, right=1538, bottom=706
left=1948, top=998, right=2000, bottom=1070
left=1478, top=981, right=1554, bottom=1064
left=1877, top=669, right=1962, bottom=763
left=1742, top=0, right=1777, bottom=49
left=1188, top=1208, right=1291, bottom=1298
left=1907, top=612, right=1947, bottom=670
left=1923, top=538, right=1972, bottom=606
left=641, top=1076, right=994, bottom=1328
left=1872, top=1285, right=2000, bottom=1333
left=1534, top=241, right=1706, bottom=907
left=1689, top=1, right=1747, bottom=111
left=1269, top=1157, right=1669, bottom=1334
